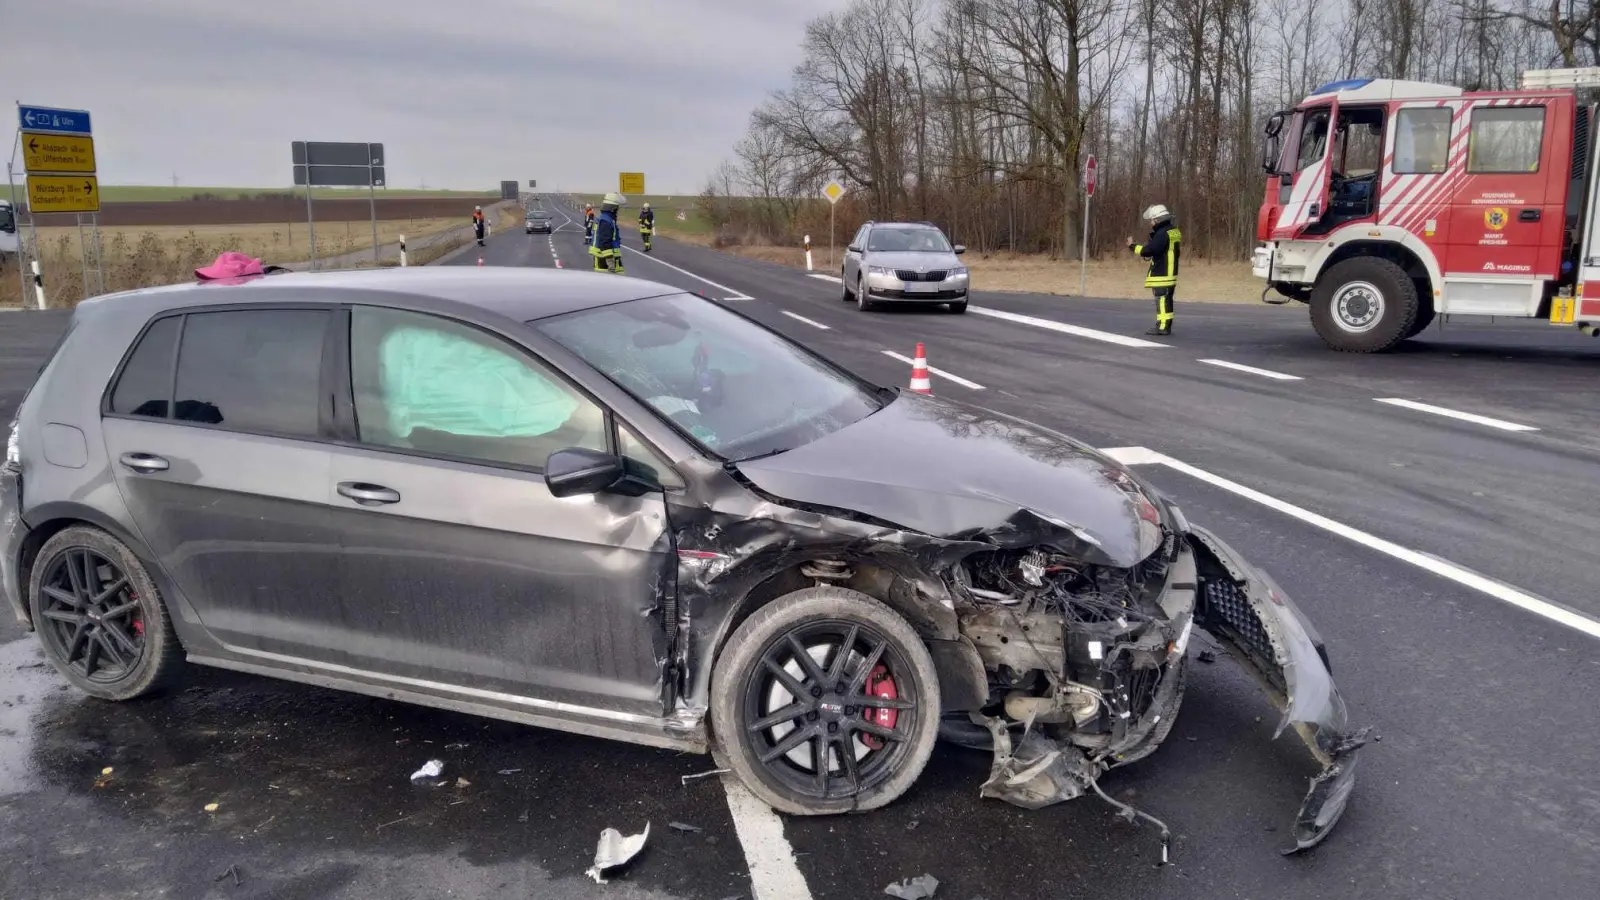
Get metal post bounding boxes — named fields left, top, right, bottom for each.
left=30, top=259, right=46, bottom=309
left=368, top=178, right=379, bottom=267
left=829, top=203, right=836, bottom=270
left=1079, top=193, right=1091, bottom=296
left=304, top=173, right=317, bottom=271
left=399, top=234, right=407, bottom=267
left=7, top=156, right=26, bottom=306
left=92, top=215, right=105, bottom=294
left=75, top=213, right=89, bottom=301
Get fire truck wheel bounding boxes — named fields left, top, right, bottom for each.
left=1404, top=303, right=1436, bottom=339
left=1310, top=257, right=1419, bottom=352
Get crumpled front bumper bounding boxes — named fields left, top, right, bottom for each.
left=1188, top=525, right=1375, bottom=853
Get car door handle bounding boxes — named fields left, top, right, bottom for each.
left=337, top=482, right=401, bottom=506
left=1519, top=208, right=1541, bottom=222
left=118, top=452, right=170, bottom=474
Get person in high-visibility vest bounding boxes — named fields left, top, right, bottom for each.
left=638, top=202, right=655, bottom=252
left=590, top=193, right=627, bottom=274
left=1126, top=204, right=1181, bottom=336
left=472, top=206, right=487, bottom=246
left=583, top=204, right=596, bottom=245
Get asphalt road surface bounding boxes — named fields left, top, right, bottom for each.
left=2, top=200, right=1598, bottom=900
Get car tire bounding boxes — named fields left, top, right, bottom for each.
left=946, top=300, right=968, bottom=314
left=1309, top=257, right=1419, bottom=352
left=710, top=586, right=940, bottom=815
left=28, top=525, right=183, bottom=701
left=856, top=278, right=875, bottom=312
left=841, top=272, right=855, bottom=303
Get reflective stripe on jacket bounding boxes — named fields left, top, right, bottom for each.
left=1131, top=221, right=1181, bottom=288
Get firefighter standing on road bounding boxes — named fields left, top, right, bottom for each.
left=1126, top=204, right=1181, bottom=336
left=472, top=206, right=487, bottom=246
left=591, top=193, right=627, bottom=274
left=638, top=202, right=656, bottom=252
left=583, top=203, right=597, bottom=245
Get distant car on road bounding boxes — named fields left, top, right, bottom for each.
left=842, top=221, right=969, bottom=313
left=0, top=200, right=19, bottom=262
left=0, top=268, right=1363, bottom=849
left=526, top=209, right=552, bottom=234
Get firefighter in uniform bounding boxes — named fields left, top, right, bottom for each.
left=638, top=202, right=656, bottom=252
left=583, top=203, right=597, bottom=244
left=472, top=206, right=487, bottom=246
left=590, top=193, right=627, bottom=274
left=1126, top=204, right=1181, bottom=336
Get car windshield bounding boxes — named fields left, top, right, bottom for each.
left=528, top=211, right=547, bottom=219
left=867, top=227, right=950, bottom=253
left=536, top=293, right=885, bottom=460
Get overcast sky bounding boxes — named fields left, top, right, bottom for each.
left=3, top=0, right=848, bottom=193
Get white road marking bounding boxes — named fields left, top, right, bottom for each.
left=1099, top=445, right=1600, bottom=641
left=780, top=311, right=831, bottom=330
left=1197, top=359, right=1303, bottom=381
left=621, top=245, right=754, bottom=300
left=721, top=778, right=813, bottom=900
left=809, top=273, right=842, bottom=283
left=1374, top=398, right=1539, bottom=433
left=967, top=306, right=1169, bottom=348
left=880, top=350, right=986, bottom=390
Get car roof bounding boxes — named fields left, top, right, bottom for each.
left=869, top=221, right=940, bottom=230
left=73, top=267, right=686, bottom=323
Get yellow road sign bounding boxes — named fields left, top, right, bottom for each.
left=619, top=172, right=645, bottom=195
left=22, top=131, right=97, bottom=174
left=822, top=181, right=845, bottom=204
left=27, top=174, right=100, bottom=213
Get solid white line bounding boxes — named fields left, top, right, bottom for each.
left=1197, top=359, right=1303, bottom=381
left=808, top=273, right=842, bottom=283
left=721, top=778, right=813, bottom=900
left=621, top=245, right=754, bottom=300
left=780, top=310, right=831, bottom=330
left=1374, top=398, right=1539, bottom=432
left=968, top=306, right=1169, bottom=348
left=1098, top=446, right=1600, bottom=640
left=881, top=350, right=985, bottom=390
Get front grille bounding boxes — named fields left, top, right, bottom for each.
left=895, top=269, right=947, bottom=282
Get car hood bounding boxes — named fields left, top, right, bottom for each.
left=735, top=393, right=1165, bottom=567
left=866, top=250, right=961, bottom=271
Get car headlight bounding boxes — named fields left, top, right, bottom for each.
left=950, top=266, right=969, bottom=277
left=867, top=265, right=895, bottom=276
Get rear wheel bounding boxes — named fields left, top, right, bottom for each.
left=28, top=526, right=183, bottom=701
left=710, top=586, right=940, bottom=815
left=1310, top=257, right=1419, bottom=352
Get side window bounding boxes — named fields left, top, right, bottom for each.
left=618, top=424, right=684, bottom=489
left=109, top=316, right=180, bottom=418
left=852, top=226, right=869, bottom=249
left=1468, top=106, right=1545, bottom=173
left=1394, top=108, right=1453, bottom=174
left=1297, top=109, right=1331, bottom=171
left=349, top=306, right=607, bottom=470
left=173, top=310, right=329, bottom=437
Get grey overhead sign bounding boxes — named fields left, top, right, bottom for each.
left=291, top=141, right=385, bottom=187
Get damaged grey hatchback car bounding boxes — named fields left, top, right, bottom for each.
left=2, top=268, right=1369, bottom=854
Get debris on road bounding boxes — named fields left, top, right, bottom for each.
left=668, top=821, right=703, bottom=834
left=455, top=777, right=471, bottom=789
left=213, top=865, right=242, bottom=887
left=497, top=768, right=522, bottom=775
left=680, top=768, right=729, bottom=785
left=517, top=809, right=530, bottom=823
left=585, top=822, right=651, bottom=884
left=1197, top=650, right=1217, bottom=664
left=884, top=874, right=940, bottom=898
left=204, top=802, right=220, bottom=813
left=410, top=760, right=445, bottom=782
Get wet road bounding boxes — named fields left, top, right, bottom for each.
left=2, top=203, right=1598, bottom=899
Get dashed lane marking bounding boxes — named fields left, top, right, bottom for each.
left=808, top=273, right=842, bottom=283
left=1099, top=445, right=1600, bottom=640
left=1197, top=358, right=1303, bottom=381
left=721, top=778, right=813, bottom=900
left=880, top=350, right=985, bottom=390
left=1374, top=398, right=1539, bottom=433
left=780, top=311, right=830, bottom=330
left=622, top=245, right=754, bottom=301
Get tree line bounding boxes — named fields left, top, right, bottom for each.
left=699, top=0, right=1591, bottom=260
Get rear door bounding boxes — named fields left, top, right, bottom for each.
left=101, top=306, right=344, bottom=662
left=1272, top=99, right=1338, bottom=239
left=324, top=304, right=673, bottom=716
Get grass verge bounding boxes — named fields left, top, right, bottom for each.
left=98, top=185, right=499, bottom=202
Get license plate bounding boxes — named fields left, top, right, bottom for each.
left=906, top=282, right=938, bottom=292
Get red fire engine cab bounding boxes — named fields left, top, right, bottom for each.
left=1253, top=68, right=1600, bottom=352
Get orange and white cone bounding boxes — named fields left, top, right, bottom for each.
left=909, top=342, right=932, bottom=393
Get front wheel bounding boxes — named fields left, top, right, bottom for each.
left=1309, top=257, right=1419, bottom=352
left=710, top=586, right=940, bottom=815
left=856, top=278, right=875, bottom=311
left=946, top=299, right=968, bottom=314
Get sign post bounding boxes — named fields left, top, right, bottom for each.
left=292, top=141, right=386, bottom=269
left=822, top=180, right=844, bottom=269
left=1080, top=154, right=1097, bottom=296
left=19, top=104, right=101, bottom=305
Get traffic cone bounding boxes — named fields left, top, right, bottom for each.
left=477, top=255, right=484, bottom=266
left=909, top=342, right=932, bottom=394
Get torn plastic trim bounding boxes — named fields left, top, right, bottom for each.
left=1188, top=525, right=1376, bottom=853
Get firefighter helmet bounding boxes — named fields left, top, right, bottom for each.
left=1141, top=203, right=1172, bottom=223
left=603, top=192, right=627, bottom=207
left=642, top=202, right=651, bottom=211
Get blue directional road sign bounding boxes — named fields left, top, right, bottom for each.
left=18, top=105, right=92, bottom=135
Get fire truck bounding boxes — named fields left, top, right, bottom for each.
left=1252, top=68, right=1600, bottom=352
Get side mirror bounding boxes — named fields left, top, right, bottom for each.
left=847, top=244, right=863, bottom=253
left=953, top=245, right=966, bottom=255
left=544, top=448, right=625, bottom=497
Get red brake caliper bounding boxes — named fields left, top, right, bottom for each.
left=860, top=664, right=898, bottom=750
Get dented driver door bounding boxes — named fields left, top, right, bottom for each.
left=324, top=305, right=674, bottom=718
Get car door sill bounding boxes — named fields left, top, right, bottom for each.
left=189, top=650, right=708, bottom=753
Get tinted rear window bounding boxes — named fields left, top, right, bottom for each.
left=171, top=310, right=329, bottom=437
left=109, top=316, right=180, bottom=418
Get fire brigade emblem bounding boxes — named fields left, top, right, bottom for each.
left=1484, top=207, right=1509, bottom=230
